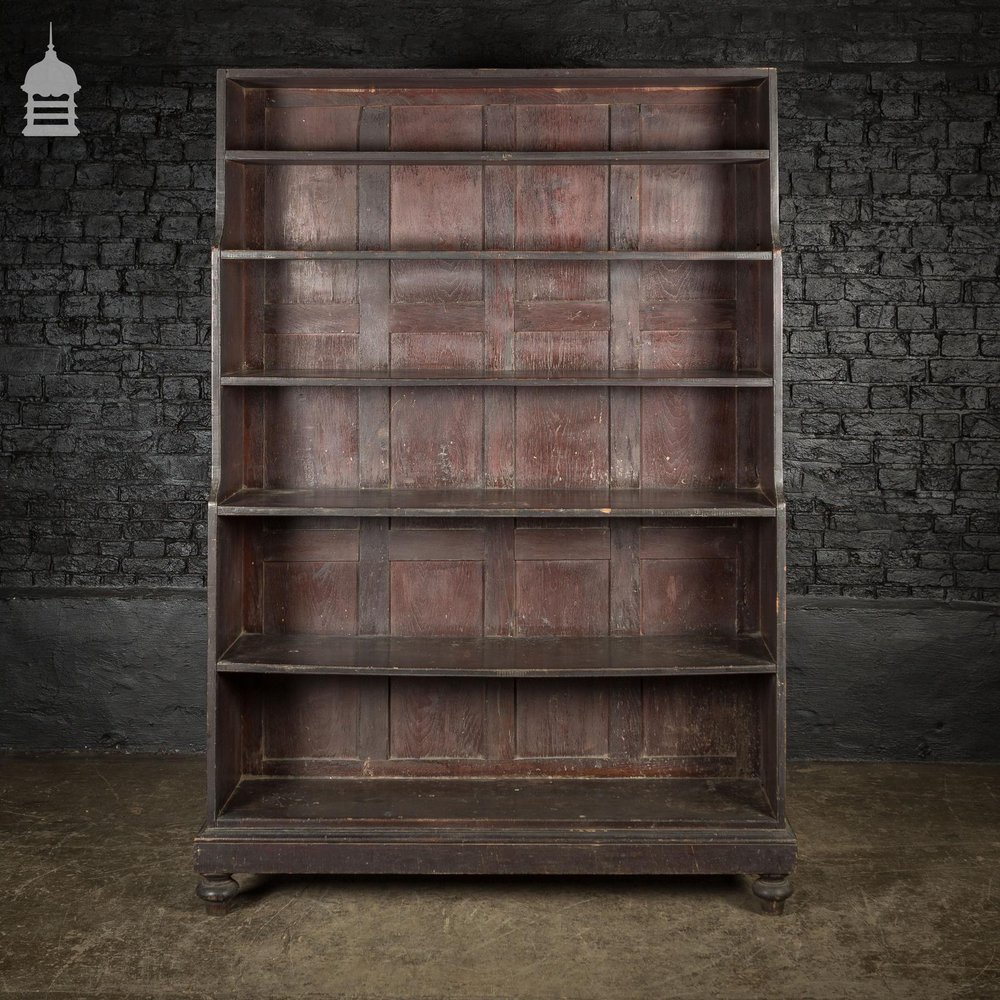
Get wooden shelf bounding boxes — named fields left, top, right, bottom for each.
left=217, top=633, right=776, bottom=677
left=219, top=249, right=775, bottom=261
left=215, top=775, right=778, bottom=829
left=225, top=67, right=773, bottom=88
left=220, top=368, right=775, bottom=388
left=226, top=149, right=770, bottom=165
left=216, top=486, right=777, bottom=518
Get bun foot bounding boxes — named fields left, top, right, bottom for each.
left=752, top=874, right=792, bottom=915
left=197, top=873, right=239, bottom=914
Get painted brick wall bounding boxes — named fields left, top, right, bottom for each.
left=2, top=0, right=998, bottom=599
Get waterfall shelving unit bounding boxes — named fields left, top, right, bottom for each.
left=194, top=68, right=796, bottom=914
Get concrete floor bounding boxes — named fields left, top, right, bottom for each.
left=1, top=758, right=998, bottom=1000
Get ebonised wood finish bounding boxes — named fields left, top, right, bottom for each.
left=196, top=67, right=795, bottom=915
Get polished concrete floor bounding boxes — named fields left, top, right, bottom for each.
left=1, top=756, right=998, bottom=1000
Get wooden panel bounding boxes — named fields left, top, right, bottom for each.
left=640, top=166, right=735, bottom=251
left=516, top=261, right=608, bottom=304
left=641, top=330, right=738, bottom=373
left=610, top=522, right=641, bottom=635
left=515, top=679, right=610, bottom=757
left=390, top=560, right=483, bottom=636
left=263, top=388, right=358, bottom=489
left=263, top=337, right=357, bottom=371
left=266, top=260, right=358, bottom=306
left=389, top=527, right=485, bottom=560
left=391, top=260, right=483, bottom=302
left=391, top=165, right=482, bottom=250
left=641, top=260, right=737, bottom=370
left=640, top=388, right=736, bottom=489
left=391, top=388, right=483, bottom=487
left=390, top=105, right=483, bottom=150
left=640, top=93, right=739, bottom=150
left=515, top=527, right=610, bottom=561
left=262, top=561, right=358, bottom=635
left=390, top=678, right=487, bottom=758
left=484, top=104, right=516, bottom=374
left=483, top=521, right=516, bottom=636
left=640, top=524, right=739, bottom=560
left=516, top=560, right=609, bottom=636
left=392, top=331, right=485, bottom=370
left=262, top=676, right=362, bottom=759
left=262, top=260, right=358, bottom=369
left=516, top=166, right=607, bottom=251
left=390, top=302, right=484, bottom=333
left=642, top=677, right=756, bottom=761
left=515, top=388, right=608, bottom=488
left=261, top=527, right=359, bottom=562
left=265, top=105, right=359, bottom=150
left=515, top=300, right=609, bottom=332
left=513, top=329, right=608, bottom=371
left=510, top=108, right=609, bottom=359
left=640, top=558, right=736, bottom=637
left=388, top=205, right=485, bottom=366
left=265, top=165, right=357, bottom=249
left=483, top=386, right=515, bottom=488
left=358, top=519, right=389, bottom=635
left=642, top=261, right=736, bottom=302
left=264, top=302, right=359, bottom=336
left=515, top=104, right=609, bottom=150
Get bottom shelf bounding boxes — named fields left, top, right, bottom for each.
left=216, top=775, right=776, bottom=830
left=196, top=776, right=795, bottom=877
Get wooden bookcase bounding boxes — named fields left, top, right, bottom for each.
left=194, top=68, right=796, bottom=915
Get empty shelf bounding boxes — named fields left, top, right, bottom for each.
left=215, top=486, right=777, bottom=518
left=220, top=368, right=774, bottom=388
left=217, top=775, right=777, bottom=830
left=226, top=149, right=771, bottom=165
left=217, top=633, right=777, bottom=677
left=219, top=249, right=775, bottom=261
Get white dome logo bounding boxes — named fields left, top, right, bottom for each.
left=22, top=23, right=80, bottom=137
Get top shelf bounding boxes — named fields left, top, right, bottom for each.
left=219, top=249, right=776, bottom=261
left=225, top=67, right=774, bottom=88
left=226, top=149, right=770, bottom=165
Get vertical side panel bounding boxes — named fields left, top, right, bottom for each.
left=358, top=106, right=391, bottom=490
left=769, top=68, right=786, bottom=823
left=484, top=104, right=516, bottom=369
left=484, top=521, right=516, bottom=637
left=484, top=105, right=517, bottom=485
left=609, top=105, right=642, bottom=494
left=209, top=514, right=243, bottom=815
left=358, top=518, right=390, bottom=761
left=610, top=520, right=642, bottom=759
left=767, top=508, right=787, bottom=817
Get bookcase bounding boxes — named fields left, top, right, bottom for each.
left=194, top=68, right=796, bottom=915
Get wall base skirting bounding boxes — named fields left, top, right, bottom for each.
left=1, top=590, right=997, bottom=759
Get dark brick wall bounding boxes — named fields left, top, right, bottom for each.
left=2, top=0, right=999, bottom=598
